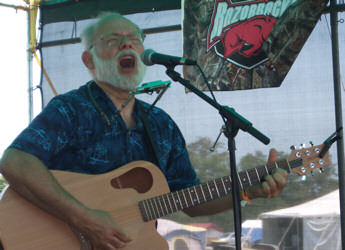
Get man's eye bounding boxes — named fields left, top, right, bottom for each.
left=129, top=36, right=141, bottom=42
left=107, top=37, right=120, bottom=43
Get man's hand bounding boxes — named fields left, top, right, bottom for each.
left=247, top=149, right=288, bottom=199
left=76, top=208, right=132, bottom=250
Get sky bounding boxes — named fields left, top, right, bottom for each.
left=0, top=1, right=32, bottom=155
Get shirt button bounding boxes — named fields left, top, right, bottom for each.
left=128, top=131, right=132, bottom=136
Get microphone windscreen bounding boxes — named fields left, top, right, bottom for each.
left=141, top=49, right=155, bottom=66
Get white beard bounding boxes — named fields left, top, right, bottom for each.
left=91, top=48, right=146, bottom=90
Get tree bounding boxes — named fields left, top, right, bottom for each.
left=187, top=137, right=230, bottom=181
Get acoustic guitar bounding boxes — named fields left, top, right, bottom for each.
left=0, top=143, right=330, bottom=249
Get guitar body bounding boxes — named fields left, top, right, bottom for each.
left=0, top=161, right=170, bottom=250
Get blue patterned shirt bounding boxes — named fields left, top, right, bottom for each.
left=10, top=81, right=200, bottom=192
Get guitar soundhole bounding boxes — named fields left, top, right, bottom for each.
left=110, top=167, right=153, bottom=193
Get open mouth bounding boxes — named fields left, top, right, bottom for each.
left=119, top=54, right=136, bottom=69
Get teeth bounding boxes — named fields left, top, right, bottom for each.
left=122, top=55, right=133, bottom=59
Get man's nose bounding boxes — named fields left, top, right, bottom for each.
left=119, top=37, right=133, bottom=49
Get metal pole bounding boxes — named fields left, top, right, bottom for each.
left=27, top=10, right=33, bottom=122
left=0, top=3, right=28, bottom=11
left=39, top=25, right=182, bottom=48
left=330, top=1, right=345, bottom=249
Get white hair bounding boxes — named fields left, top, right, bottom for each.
left=80, top=12, right=143, bottom=51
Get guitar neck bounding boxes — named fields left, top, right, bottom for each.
left=139, top=158, right=302, bottom=221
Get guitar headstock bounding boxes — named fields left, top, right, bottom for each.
left=288, top=143, right=330, bottom=177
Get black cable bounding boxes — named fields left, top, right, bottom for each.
left=195, top=63, right=227, bottom=125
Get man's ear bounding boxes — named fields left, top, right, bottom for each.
left=82, top=51, right=95, bottom=69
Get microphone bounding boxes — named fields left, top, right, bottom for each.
left=141, top=49, right=197, bottom=66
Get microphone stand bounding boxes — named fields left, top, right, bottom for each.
left=165, top=66, right=270, bottom=250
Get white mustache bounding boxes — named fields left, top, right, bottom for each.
left=114, top=49, right=140, bottom=62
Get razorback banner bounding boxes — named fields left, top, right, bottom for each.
left=182, top=0, right=329, bottom=91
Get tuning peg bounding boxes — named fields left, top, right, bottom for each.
left=309, top=141, right=314, bottom=146
left=300, top=143, right=306, bottom=149
left=290, top=145, right=296, bottom=150
left=300, top=175, right=307, bottom=181
left=310, top=171, right=314, bottom=177
left=319, top=168, right=325, bottom=173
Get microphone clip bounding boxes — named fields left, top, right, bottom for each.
left=131, top=80, right=172, bottom=114
left=130, top=80, right=171, bottom=95
left=319, top=127, right=343, bottom=158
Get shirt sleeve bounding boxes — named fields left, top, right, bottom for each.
left=164, top=119, right=200, bottom=192
left=9, top=97, right=76, bottom=166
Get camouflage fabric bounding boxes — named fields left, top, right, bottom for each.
left=182, top=0, right=328, bottom=92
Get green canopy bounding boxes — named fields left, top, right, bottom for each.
left=40, top=0, right=181, bottom=25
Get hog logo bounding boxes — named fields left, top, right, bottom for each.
left=217, top=15, right=277, bottom=58
left=207, top=0, right=295, bottom=70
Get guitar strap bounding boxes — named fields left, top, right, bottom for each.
left=138, top=101, right=160, bottom=168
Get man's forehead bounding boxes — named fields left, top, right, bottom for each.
left=95, top=17, right=138, bottom=36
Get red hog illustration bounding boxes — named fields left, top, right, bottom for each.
left=217, top=15, right=277, bottom=58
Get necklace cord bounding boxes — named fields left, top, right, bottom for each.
left=87, top=81, right=134, bottom=126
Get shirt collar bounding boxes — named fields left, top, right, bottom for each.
left=88, top=81, right=143, bottom=128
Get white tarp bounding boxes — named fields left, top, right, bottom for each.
left=260, top=190, right=341, bottom=250
left=261, top=190, right=340, bottom=218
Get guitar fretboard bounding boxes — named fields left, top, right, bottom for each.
left=139, top=158, right=302, bottom=222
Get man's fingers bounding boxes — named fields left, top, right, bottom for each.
left=109, top=237, right=127, bottom=249
left=272, top=169, right=288, bottom=190
left=260, top=181, right=271, bottom=198
left=109, top=229, right=131, bottom=248
left=263, top=169, right=288, bottom=197
left=112, top=230, right=131, bottom=243
left=268, top=148, right=277, bottom=163
left=99, top=232, right=131, bottom=250
left=248, top=151, right=289, bottom=200
left=264, top=175, right=278, bottom=197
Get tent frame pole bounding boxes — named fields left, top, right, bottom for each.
left=330, top=1, right=345, bottom=249
left=27, top=10, right=34, bottom=123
